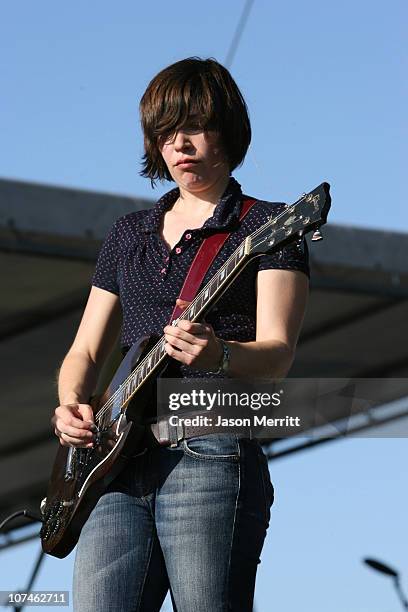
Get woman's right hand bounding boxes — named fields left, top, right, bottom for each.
left=51, top=403, right=97, bottom=448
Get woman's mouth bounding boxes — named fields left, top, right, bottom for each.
left=175, top=158, right=199, bottom=168
left=177, top=161, right=198, bottom=168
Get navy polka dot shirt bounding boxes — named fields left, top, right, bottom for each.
left=92, top=176, right=310, bottom=380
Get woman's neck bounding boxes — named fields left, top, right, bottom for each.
left=174, top=174, right=231, bottom=218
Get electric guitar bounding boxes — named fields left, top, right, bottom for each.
left=40, top=182, right=331, bottom=558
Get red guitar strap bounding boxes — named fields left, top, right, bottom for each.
left=169, top=197, right=258, bottom=324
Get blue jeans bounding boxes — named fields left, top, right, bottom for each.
left=72, top=433, right=274, bottom=611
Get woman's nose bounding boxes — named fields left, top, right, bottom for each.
left=173, top=130, right=191, bottom=150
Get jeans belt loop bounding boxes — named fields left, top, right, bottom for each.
left=158, top=418, right=170, bottom=445
left=168, top=419, right=182, bottom=448
left=178, top=422, right=186, bottom=446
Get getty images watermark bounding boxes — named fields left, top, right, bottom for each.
left=166, top=388, right=300, bottom=429
left=156, top=378, right=408, bottom=439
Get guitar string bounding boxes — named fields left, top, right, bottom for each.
left=93, top=198, right=308, bottom=425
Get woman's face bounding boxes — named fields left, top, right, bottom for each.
left=158, top=122, right=230, bottom=193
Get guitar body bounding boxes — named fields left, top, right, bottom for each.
left=40, top=334, right=163, bottom=558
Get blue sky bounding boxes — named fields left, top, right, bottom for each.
left=1, top=0, right=406, bottom=230
left=0, top=1, right=407, bottom=610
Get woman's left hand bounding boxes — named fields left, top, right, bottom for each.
left=163, top=319, right=223, bottom=370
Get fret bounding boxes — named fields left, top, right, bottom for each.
left=135, top=372, right=142, bottom=389
left=206, top=283, right=214, bottom=301
left=152, top=349, right=160, bottom=367
left=127, top=381, right=133, bottom=402
left=210, top=280, right=217, bottom=296
left=227, top=251, right=239, bottom=274
left=150, top=351, right=156, bottom=367
left=117, top=388, right=125, bottom=410
left=132, top=372, right=141, bottom=391
left=192, top=296, right=203, bottom=316
left=212, top=253, right=237, bottom=290
left=111, top=403, right=120, bottom=421
left=226, top=257, right=236, bottom=275
left=150, top=351, right=157, bottom=369
left=129, top=376, right=137, bottom=395
left=159, top=344, right=165, bottom=360
left=128, top=379, right=134, bottom=397
left=119, top=383, right=127, bottom=405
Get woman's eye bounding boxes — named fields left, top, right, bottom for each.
left=158, top=124, right=203, bottom=146
left=158, top=133, right=175, bottom=145
left=183, top=124, right=202, bottom=134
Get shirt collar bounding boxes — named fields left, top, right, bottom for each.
left=140, top=176, right=244, bottom=234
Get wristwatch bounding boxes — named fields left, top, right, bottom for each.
left=208, top=339, right=231, bottom=375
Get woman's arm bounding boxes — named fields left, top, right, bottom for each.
left=226, top=269, right=309, bottom=378
left=52, top=286, right=122, bottom=447
left=58, top=286, right=122, bottom=403
left=163, top=268, right=309, bottom=379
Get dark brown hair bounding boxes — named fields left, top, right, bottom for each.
left=139, top=57, right=251, bottom=186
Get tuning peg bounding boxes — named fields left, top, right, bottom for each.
left=311, top=229, right=323, bottom=241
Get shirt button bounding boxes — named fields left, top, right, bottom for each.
left=175, top=247, right=182, bottom=254
left=185, top=233, right=192, bottom=240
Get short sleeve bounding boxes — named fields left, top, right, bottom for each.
left=257, top=235, right=310, bottom=279
left=92, top=221, right=120, bottom=295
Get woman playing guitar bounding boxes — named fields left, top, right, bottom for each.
left=51, top=57, right=310, bottom=611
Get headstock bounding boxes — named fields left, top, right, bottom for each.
left=249, top=182, right=331, bottom=255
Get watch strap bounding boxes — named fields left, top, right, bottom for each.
left=207, top=339, right=230, bottom=375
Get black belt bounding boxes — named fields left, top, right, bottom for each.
left=150, top=417, right=253, bottom=448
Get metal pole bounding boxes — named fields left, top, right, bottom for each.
left=14, top=546, right=46, bottom=612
